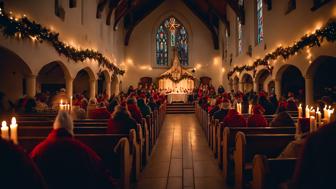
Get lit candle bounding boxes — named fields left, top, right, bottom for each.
left=305, top=105, right=310, bottom=118
left=1, top=121, right=9, bottom=140
left=10, top=117, right=18, bottom=144
left=324, top=105, right=329, bottom=123
left=310, top=116, right=316, bottom=132
left=316, top=108, right=322, bottom=127
left=248, top=104, right=252, bottom=115
left=60, top=99, right=63, bottom=110
left=310, top=107, right=315, bottom=117
left=329, top=108, right=335, bottom=123
left=298, top=104, right=302, bottom=118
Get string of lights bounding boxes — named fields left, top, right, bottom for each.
left=0, top=8, right=125, bottom=76
left=227, top=20, right=336, bottom=79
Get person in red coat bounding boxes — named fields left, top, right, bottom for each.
left=107, top=104, right=138, bottom=134
left=0, top=138, right=47, bottom=189
left=88, top=102, right=111, bottom=119
left=30, top=111, right=115, bottom=189
left=126, top=97, right=143, bottom=124
left=223, top=109, right=246, bottom=127
left=247, top=105, right=268, bottom=127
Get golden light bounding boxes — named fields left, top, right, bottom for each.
left=221, top=68, right=225, bottom=73
left=213, top=56, right=220, bottom=66
left=196, top=64, right=202, bottom=69
left=126, top=58, right=134, bottom=65
left=315, top=21, right=323, bottom=30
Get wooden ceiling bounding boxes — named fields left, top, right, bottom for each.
left=96, top=0, right=246, bottom=49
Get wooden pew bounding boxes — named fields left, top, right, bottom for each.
left=19, top=132, right=137, bottom=189
left=234, top=132, right=295, bottom=189
left=18, top=126, right=107, bottom=137
left=252, top=155, right=296, bottom=189
left=221, top=126, right=296, bottom=180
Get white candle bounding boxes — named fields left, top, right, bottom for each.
left=316, top=108, right=322, bottom=127
left=1, top=121, right=9, bottom=140
left=298, top=104, right=302, bottom=118
left=324, top=105, right=329, bottom=124
left=248, top=104, right=252, bottom=115
left=60, top=99, right=64, bottom=110
left=305, top=105, right=310, bottom=118
left=10, top=117, right=18, bottom=144
left=310, top=116, right=316, bottom=132
left=329, top=108, right=335, bottom=123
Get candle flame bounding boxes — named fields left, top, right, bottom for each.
left=11, top=117, right=16, bottom=125
left=1, top=121, right=7, bottom=128
left=299, top=104, right=302, bottom=108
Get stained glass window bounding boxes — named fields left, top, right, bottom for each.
left=156, top=25, right=168, bottom=66
left=257, top=0, right=264, bottom=44
left=156, top=16, right=188, bottom=66
left=237, top=17, right=243, bottom=55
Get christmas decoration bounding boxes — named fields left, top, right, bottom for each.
left=0, top=8, right=125, bottom=76
left=157, top=72, right=195, bottom=83
left=227, top=20, right=336, bottom=79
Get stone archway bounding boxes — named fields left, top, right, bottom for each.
left=73, top=67, right=96, bottom=99
left=255, top=69, right=271, bottom=92
left=276, top=64, right=305, bottom=99
left=0, top=46, right=33, bottom=111
left=241, top=73, right=253, bottom=94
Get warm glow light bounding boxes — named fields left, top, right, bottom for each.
left=11, top=117, right=16, bottom=125
left=315, top=21, right=323, bottom=30
left=213, top=57, right=220, bottom=66
left=126, top=58, right=134, bottom=65
left=1, top=121, right=7, bottom=128
left=221, top=68, right=225, bottom=73
left=196, top=64, right=202, bottom=69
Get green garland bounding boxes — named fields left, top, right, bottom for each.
left=227, top=20, right=336, bottom=79
left=0, top=9, right=125, bottom=76
left=158, top=73, right=195, bottom=83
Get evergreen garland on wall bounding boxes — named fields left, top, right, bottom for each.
left=227, top=20, right=336, bottom=80
left=0, top=8, right=125, bottom=76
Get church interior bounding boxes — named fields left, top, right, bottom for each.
left=1, top=0, right=336, bottom=189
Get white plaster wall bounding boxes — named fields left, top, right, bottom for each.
left=122, top=0, right=223, bottom=91
left=221, top=0, right=336, bottom=89
left=0, top=0, right=124, bottom=99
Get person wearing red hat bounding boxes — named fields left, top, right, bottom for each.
left=222, top=109, right=246, bottom=127
left=247, top=105, right=268, bottom=127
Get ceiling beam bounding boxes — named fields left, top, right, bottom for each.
left=124, top=0, right=165, bottom=45
left=113, top=0, right=134, bottom=30
left=106, top=0, right=119, bottom=25
left=227, top=0, right=245, bottom=24
left=96, top=0, right=108, bottom=19
left=183, top=0, right=219, bottom=49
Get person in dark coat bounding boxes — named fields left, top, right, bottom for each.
left=30, top=111, right=115, bottom=189
left=213, top=101, right=230, bottom=121
left=107, top=104, right=138, bottom=134
left=293, top=121, right=336, bottom=189
left=0, top=138, right=47, bottom=189
left=269, top=106, right=295, bottom=127
left=147, top=97, right=158, bottom=111
left=222, top=109, right=246, bottom=127
left=137, top=98, right=152, bottom=117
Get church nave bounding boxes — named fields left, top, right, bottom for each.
left=136, top=114, right=229, bottom=189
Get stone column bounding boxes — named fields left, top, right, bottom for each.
left=305, top=77, right=313, bottom=106
left=65, top=76, right=73, bottom=98
left=105, top=79, right=111, bottom=99
left=275, top=79, right=281, bottom=99
left=239, top=82, right=244, bottom=93
left=253, top=79, right=258, bottom=92
left=26, top=75, right=37, bottom=98
left=89, top=79, right=96, bottom=99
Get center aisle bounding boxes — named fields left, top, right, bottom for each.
left=136, top=114, right=231, bottom=189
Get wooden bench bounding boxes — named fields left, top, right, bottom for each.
left=234, top=133, right=295, bottom=189
left=19, top=132, right=138, bottom=189
left=18, top=126, right=107, bottom=137
left=220, top=126, right=295, bottom=178
left=252, top=155, right=297, bottom=189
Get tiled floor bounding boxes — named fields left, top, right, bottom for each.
left=135, top=114, right=231, bottom=189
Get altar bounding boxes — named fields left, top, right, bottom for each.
left=167, top=93, right=188, bottom=104
left=158, top=48, right=195, bottom=94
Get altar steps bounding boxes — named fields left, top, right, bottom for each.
left=166, top=103, right=195, bottom=114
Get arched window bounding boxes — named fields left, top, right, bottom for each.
left=257, top=0, right=264, bottom=44
left=156, top=16, right=189, bottom=66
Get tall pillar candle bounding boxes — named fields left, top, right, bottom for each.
left=298, top=104, right=302, bottom=118
left=1, top=121, right=9, bottom=140
left=10, top=117, right=18, bottom=144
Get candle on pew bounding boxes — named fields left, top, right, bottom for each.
left=310, top=107, right=315, bottom=117
left=310, top=116, right=316, bottom=132
left=10, top=117, right=18, bottom=144
left=323, top=105, right=329, bottom=124
left=305, top=105, right=310, bottom=118
left=1, top=121, right=9, bottom=140
left=59, top=99, right=64, bottom=110
left=248, top=104, right=252, bottom=115
left=329, top=108, right=335, bottom=123
left=298, top=104, right=302, bottom=118
left=316, top=108, right=322, bottom=127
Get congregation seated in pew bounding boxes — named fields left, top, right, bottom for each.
left=247, top=105, right=268, bottom=127
left=88, top=102, right=111, bottom=119
left=30, top=111, right=116, bottom=189
left=223, top=109, right=246, bottom=127
left=126, top=97, right=143, bottom=124
left=269, top=106, right=296, bottom=127
left=107, top=104, right=138, bottom=135
left=213, top=101, right=230, bottom=121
